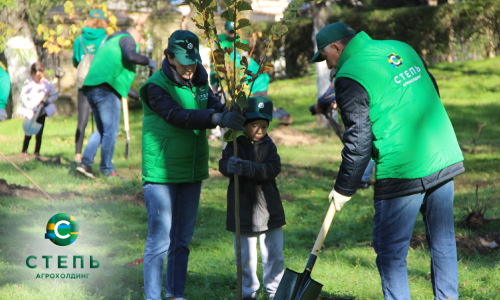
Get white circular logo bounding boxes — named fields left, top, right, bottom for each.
left=187, top=43, right=193, bottom=50
left=258, top=102, right=264, bottom=109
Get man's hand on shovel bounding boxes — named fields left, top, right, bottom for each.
left=329, top=189, right=352, bottom=211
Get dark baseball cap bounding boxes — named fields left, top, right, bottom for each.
left=244, top=97, right=273, bottom=122
left=167, top=30, right=202, bottom=65
left=310, top=22, right=356, bottom=63
left=89, top=9, right=106, bottom=20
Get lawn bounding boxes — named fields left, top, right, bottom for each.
left=0, top=56, right=499, bottom=300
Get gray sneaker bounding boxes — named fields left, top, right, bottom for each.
left=76, top=163, right=95, bottom=179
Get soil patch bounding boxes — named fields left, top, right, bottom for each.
left=319, top=297, right=354, bottom=300
left=268, top=124, right=318, bottom=147
left=0, top=178, right=81, bottom=200
left=411, top=233, right=500, bottom=255
left=4, top=154, right=68, bottom=165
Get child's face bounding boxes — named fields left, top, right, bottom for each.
left=244, top=119, right=269, bottom=142
left=33, top=71, right=44, bottom=82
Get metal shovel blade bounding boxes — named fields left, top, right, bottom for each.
left=275, top=268, right=323, bottom=300
left=22, top=117, right=42, bottom=136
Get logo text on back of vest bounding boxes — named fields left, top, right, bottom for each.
left=393, top=65, right=422, bottom=86
left=387, top=53, right=403, bottom=68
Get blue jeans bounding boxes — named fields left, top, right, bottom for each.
left=373, top=180, right=458, bottom=300
left=143, top=181, right=202, bottom=300
left=82, top=88, right=121, bottom=175
left=362, top=160, right=376, bottom=182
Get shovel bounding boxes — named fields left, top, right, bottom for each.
left=275, top=200, right=337, bottom=300
left=122, top=97, right=130, bottom=159
left=22, top=103, right=44, bottom=136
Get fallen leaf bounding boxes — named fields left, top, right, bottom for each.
left=479, top=238, right=498, bottom=248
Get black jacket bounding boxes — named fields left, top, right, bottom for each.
left=144, top=58, right=225, bottom=129
left=219, top=134, right=286, bottom=233
left=334, top=59, right=464, bottom=200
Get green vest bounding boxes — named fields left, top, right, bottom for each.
left=0, top=68, right=10, bottom=109
left=335, top=32, right=463, bottom=180
left=139, top=70, right=210, bottom=184
left=83, top=34, right=138, bottom=98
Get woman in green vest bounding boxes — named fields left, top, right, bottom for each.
left=139, top=30, right=245, bottom=300
left=311, top=23, right=463, bottom=299
left=71, top=9, right=108, bottom=163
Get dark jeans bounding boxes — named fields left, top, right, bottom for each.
left=373, top=180, right=458, bottom=300
left=75, top=90, right=91, bottom=155
left=82, top=88, right=121, bottom=175
left=22, top=114, right=46, bottom=154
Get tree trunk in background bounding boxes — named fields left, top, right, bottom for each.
left=0, top=0, right=38, bottom=119
left=310, top=1, right=330, bottom=128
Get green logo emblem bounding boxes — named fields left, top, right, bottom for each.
left=387, top=53, right=403, bottom=68
left=45, top=213, right=80, bottom=246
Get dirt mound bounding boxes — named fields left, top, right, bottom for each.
left=411, top=233, right=500, bottom=255
left=0, top=178, right=41, bottom=199
left=268, top=124, right=318, bottom=147
left=4, top=154, right=68, bottom=165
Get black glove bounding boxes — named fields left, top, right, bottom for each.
left=212, top=111, right=245, bottom=131
left=241, top=160, right=255, bottom=178
left=227, top=157, right=243, bottom=175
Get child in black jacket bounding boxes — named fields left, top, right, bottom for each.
left=219, top=96, right=285, bottom=300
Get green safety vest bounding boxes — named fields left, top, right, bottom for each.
left=335, top=31, right=463, bottom=180
left=139, top=70, right=210, bottom=184
left=83, top=34, right=138, bottom=98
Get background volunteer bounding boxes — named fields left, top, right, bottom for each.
left=76, top=28, right=155, bottom=178
left=71, top=9, right=108, bottom=163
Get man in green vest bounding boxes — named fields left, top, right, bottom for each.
left=76, top=28, right=156, bottom=179
left=0, top=66, right=10, bottom=121
left=139, top=30, right=245, bottom=300
left=311, top=22, right=463, bottom=299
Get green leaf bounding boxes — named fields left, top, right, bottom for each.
left=235, top=18, right=251, bottom=30
left=222, top=0, right=233, bottom=7
left=236, top=91, right=248, bottom=109
left=221, top=9, right=236, bottom=22
left=236, top=1, right=252, bottom=12
left=235, top=41, right=250, bottom=51
left=258, top=62, right=274, bottom=74
left=56, top=24, right=63, bottom=35
left=49, top=29, right=56, bottom=35
left=201, top=0, right=214, bottom=9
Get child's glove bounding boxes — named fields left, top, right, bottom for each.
left=328, top=189, right=352, bottom=212
left=241, top=160, right=255, bottom=178
left=227, top=157, right=243, bottom=175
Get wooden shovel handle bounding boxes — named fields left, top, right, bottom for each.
left=311, top=201, right=337, bottom=256
left=122, top=97, right=130, bottom=132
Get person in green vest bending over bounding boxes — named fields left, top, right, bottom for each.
left=72, top=9, right=108, bottom=163
left=76, top=28, right=156, bottom=179
left=139, top=30, right=245, bottom=300
left=311, top=23, right=464, bottom=300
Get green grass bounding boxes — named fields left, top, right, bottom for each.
left=1, top=56, right=500, bottom=299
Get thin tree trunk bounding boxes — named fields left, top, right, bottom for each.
left=0, top=0, right=38, bottom=119
left=310, top=1, right=330, bottom=128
